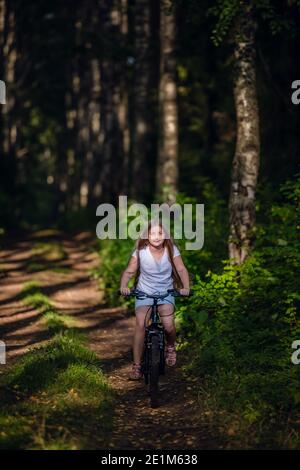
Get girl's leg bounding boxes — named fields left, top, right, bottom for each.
left=158, top=303, right=176, bottom=346
left=133, top=305, right=151, bottom=364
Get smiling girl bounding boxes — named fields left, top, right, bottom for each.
left=119, top=219, right=190, bottom=380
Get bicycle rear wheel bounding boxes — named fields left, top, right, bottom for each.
left=150, top=334, right=160, bottom=408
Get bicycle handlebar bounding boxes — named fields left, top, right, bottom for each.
left=118, top=288, right=193, bottom=299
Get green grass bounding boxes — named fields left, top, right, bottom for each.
left=0, top=332, right=114, bottom=449
left=26, top=241, right=69, bottom=273
left=19, top=281, right=76, bottom=333
left=0, top=279, right=115, bottom=449
left=31, top=242, right=67, bottom=262
left=43, top=311, right=76, bottom=333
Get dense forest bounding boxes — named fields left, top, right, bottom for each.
left=0, top=0, right=300, bottom=451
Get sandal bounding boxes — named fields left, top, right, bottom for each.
left=129, top=362, right=143, bottom=380
left=165, top=344, right=177, bottom=366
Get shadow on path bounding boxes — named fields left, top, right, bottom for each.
left=0, top=230, right=223, bottom=450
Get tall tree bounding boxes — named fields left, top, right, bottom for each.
left=118, top=0, right=130, bottom=198
left=156, top=0, right=178, bottom=204
left=0, top=0, right=19, bottom=215
left=0, top=0, right=5, bottom=145
left=131, top=0, right=152, bottom=201
left=228, top=0, right=260, bottom=263
left=99, top=0, right=129, bottom=204
left=62, top=0, right=129, bottom=211
left=65, top=0, right=100, bottom=212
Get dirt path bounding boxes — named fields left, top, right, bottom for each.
left=0, top=231, right=222, bottom=450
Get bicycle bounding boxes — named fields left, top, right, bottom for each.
left=118, top=287, right=192, bottom=408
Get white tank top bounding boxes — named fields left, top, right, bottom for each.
left=131, top=244, right=180, bottom=294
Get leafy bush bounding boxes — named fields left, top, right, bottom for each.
left=177, top=174, right=300, bottom=448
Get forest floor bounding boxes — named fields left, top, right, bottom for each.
left=0, top=230, right=223, bottom=450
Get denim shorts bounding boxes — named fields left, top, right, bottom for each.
left=135, top=293, right=175, bottom=310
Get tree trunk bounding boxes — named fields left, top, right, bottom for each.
left=228, top=1, right=260, bottom=264
left=0, top=0, right=19, bottom=209
left=99, top=0, right=128, bottom=205
left=0, top=0, right=5, bottom=147
left=59, top=2, right=86, bottom=214
left=62, top=0, right=127, bottom=212
left=131, top=0, right=152, bottom=201
left=156, top=0, right=178, bottom=205
left=112, top=0, right=130, bottom=199
left=71, top=1, right=95, bottom=211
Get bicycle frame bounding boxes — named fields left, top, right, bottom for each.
left=143, top=297, right=166, bottom=379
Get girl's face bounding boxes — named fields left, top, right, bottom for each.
left=148, top=225, right=165, bottom=248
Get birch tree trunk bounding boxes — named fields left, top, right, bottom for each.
left=156, top=0, right=178, bottom=205
left=228, top=1, right=260, bottom=264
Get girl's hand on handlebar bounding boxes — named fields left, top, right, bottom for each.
left=179, top=288, right=190, bottom=296
left=120, top=287, right=131, bottom=295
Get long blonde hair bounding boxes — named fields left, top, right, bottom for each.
left=132, top=219, right=184, bottom=290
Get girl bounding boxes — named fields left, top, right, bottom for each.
left=119, top=219, right=190, bottom=380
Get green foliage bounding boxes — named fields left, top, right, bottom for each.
left=177, top=175, right=300, bottom=448
left=209, top=0, right=300, bottom=46
left=255, top=0, right=300, bottom=37
left=208, top=0, right=240, bottom=46
left=176, top=181, right=228, bottom=277
left=91, top=236, right=136, bottom=307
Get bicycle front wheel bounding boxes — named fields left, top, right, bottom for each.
left=150, top=334, right=160, bottom=408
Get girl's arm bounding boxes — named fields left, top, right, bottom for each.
left=119, top=255, right=138, bottom=294
left=173, top=256, right=190, bottom=295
